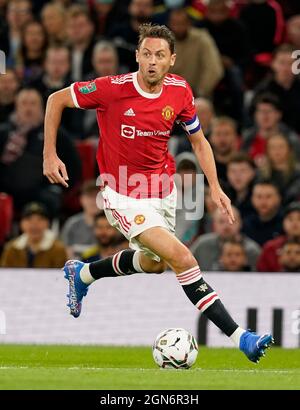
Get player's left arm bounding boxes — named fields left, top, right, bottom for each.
left=188, top=129, right=235, bottom=224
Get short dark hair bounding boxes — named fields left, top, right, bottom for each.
left=21, top=202, right=49, bottom=220
left=67, top=4, right=93, bottom=22
left=228, top=152, right=256, bottom=169
left=282, top=237, right=300, bottom=248
left=221, top=238, right=246, bottom=252
left=138, top=23, right=175, bottom=54
left=253, top=178, right=281, bottom=195
left=80, top=179, right=98, bottom=195
left=254, top=92, right=282, bottom=112
left=177, top=159, right=197, bottom=173
left=283, top=201, right=300, bottom=218
left=211, top=116, right=237, bottom=134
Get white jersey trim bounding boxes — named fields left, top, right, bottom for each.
left=164, top=77, right=186, bottom=88
left=70, top=83, right=81, bottom=109
left=132, top=72, right=163, bottom=99
left=111, top=74, right=133, bottom=84
left=164, top=76, right=186, bottom=85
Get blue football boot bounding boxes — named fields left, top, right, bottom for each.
left=63, top=260, right=89, bottom=318
left=240, top=331, right=274, bottom=363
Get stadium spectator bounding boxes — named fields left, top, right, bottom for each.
left=41, top=2, right=67, bottom=44
left=278, top=238, right=300, bottom=272
left=175, top=152, right=203, bottom=245
left=3, top=0, right=33, bottom=68
left=253, top=44, right=300, bottom=133
left=81, top=211, right=128, bottom=263
left=242, top=93, right=300, bottom=166
left=200, top=185, right=218, bottom=234
left=0, top=202, right=67, bottom=268
left=89, top=40, right=119, bottom=79
left=174, top=97, right=215, bottom=156
left=218, top=239, right=251, bottom=272
left=168, top=8, right=223, bottom=97
left=201, top=0, right=250, bottom=122
left=286, top=15, right=300, bottom=49
left=0, top=69, right=20, bottom=123
left=195, top=98, right=215, bottom=138
left=242, top=180, right=283, bottom=246
left=66, top=4, right=96, bottom=81
left=209, top=116, right=239, bottom=185
left=61, top=180, right=101, bottom=259
left=257, top=133, right=300, bottom=205
left=0, top=88, right=81, bottom=216
left=82, top=40, right=120, bottom=138
left=92, top=0, right=126, bottom=37
left=28, top=45, right=81, bottom=138
left=109, top=0, right=154, bottom=72
left=239, top=0, right=285, bottom=55
left=202, top=0, right=250, bottom=70
left=18, top=20, right=47, bottom=83
left=225, top=153, right=256, bottom=220
left=191, top=206, right=261, bottom=271
left=29, top=45, right=71, bottom=103
left=257, top=201, right=300, bottom=272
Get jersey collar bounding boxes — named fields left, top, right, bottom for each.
left=132, top=71, right=163, bottom=99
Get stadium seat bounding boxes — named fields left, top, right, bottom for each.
left=75, top=140, right=97, bottom=182
left=63, top=140, right=97, bottom=215
left=0, top=193, right=13, bottom=245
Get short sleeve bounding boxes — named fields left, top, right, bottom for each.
left=70, top=76, right=112, bottom=110
left=177, top=84, right=201, bottom=135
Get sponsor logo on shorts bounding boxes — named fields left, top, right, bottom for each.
left=134, top=214, right=145, bottom=225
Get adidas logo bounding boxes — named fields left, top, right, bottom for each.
left=124, top=108, right=135, bottom=116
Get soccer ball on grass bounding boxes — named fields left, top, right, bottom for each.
left=152, top=328, right=198, bottom=369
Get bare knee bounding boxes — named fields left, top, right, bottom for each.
left=168, top=249, right=198, bottom=274
left=147, top=260, right=167, bottom=274
left=139, top=252, right=167, bottom=274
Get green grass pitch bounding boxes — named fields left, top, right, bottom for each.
left=0, top=345, right=299, bottom=390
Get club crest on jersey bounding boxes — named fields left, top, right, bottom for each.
left=134, top=215, right=145, bottom=225
left=162, top=105, right=174, bottom=121
left=79, top=82, right=97, bottom=94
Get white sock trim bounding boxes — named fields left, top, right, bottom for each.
left=176, top=266, right=202, bottom=285
left=79, top=263, right=95, bottom=285
left=112, top=251, right=125, bottom=275
left=195, top=292, right=219, bottom=312
left=230, top=326, right=246, bottom=347
left=132, top=251, right=145, bottom=273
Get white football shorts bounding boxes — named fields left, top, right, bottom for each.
left=101, top=185, right=177, bottom=261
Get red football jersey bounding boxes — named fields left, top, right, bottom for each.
left=71, top=72, right=201, bottom=198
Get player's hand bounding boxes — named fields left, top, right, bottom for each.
left=210, top=186, right=235, bottom=224
left=43, top=154, right=69, bottom=188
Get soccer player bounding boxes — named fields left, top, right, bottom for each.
left=43, top=24, right=273, bottom=363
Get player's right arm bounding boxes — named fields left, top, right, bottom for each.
left=44, top=77, right=111, bottom=187
left=43, top=87, right=75, bottom=187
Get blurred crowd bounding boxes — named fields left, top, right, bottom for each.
left=1, top=0, right=300, bottom=272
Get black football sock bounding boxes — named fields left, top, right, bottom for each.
left=80, top=250, right=144, bottom=284
left=176, top=266, right=240, bottom=337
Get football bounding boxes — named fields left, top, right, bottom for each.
left=152, top=328, right=198, bottom=369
